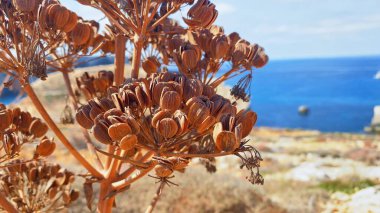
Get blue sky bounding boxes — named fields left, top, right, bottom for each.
left=62, top=0, right=380, bottom=59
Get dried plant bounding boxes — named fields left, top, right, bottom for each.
left=0, top=160, right=78, bottom=212
left=0, top=0, right=269, bottom=212
left=0, top=103, right=55, bottom=163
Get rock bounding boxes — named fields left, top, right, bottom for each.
left=324, top=185, right=380, bottom=213
left=366, top=106, right=380, bottom=133
left=344, top=148, right=380, bottom=165
left=286, top=159, right=380, bottom=182
left=298, top=105, right=309, bottom=116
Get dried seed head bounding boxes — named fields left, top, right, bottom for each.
left=253, top=49, right=269, bottom=68
left=183, top=78, right=203, bottom=101
left=0, top=109, right=12, bottom=132
left=209, top=34, right=229, bottom=59
left=197, top=115, right=216, bottom=133
left=108, top=123, right=132, bottom=141
left=173, top=110, right=188, bottom=136
left=230, top=73, right=252, bottom=102
left=62, top=11, right=78, bottom=32
left=92, top=122, right=112, bottom=144
left=180, top=43, right=201, bottom=70
left=214, top=131, right=238, bottom=152
left=119, top=134, right=137, bottom=151
left=236, top=110, right=257, bottom=138
left=36, top=137, right=56, bottom=157
left=157, top=118, right=178, bottom=138
left=184, top=0, right=218, bottom=28
left=12, top=0, right=37, bottom=12
left=154, top=164, right=173, bottom=178
left=142, top=56, right=160, bottom=74
left=76, top=105, right=94, bottom=129
left=71, top=22, right=91, bottom=45
left=0, top=161, right=78, bottom=211
left=160, top=90, right=181, bottom=111
left=29, top=119, right=49, bottom=138
left=168, top=157, right=189, bottom=171
left=187, top=100, right=210, bottom=125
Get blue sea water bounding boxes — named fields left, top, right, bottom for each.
left=1, top=56, right=380, bottom=132
left=233, top=56, right=380, bottom=133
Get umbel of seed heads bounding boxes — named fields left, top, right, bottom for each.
left=183, top=0, right=218, bottom=28
left=0, top=103, right=55, bottom=160
left=76, top=71, right=115, bottom=100
left=76, top=71, right=259, bottom=180
left=0, top=161, right=79, bottom=212
left=38, top=1, right=114, bottom=52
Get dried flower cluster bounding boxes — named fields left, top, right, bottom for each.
left=76, top=70, right=262, bottom=181
left=0, top=161, right=78, bottom=212
left=0, top=103, right=55, bottom=163
left=0, top=0, right=270, bottom=212
left=76, top=71, right=115, bottom=100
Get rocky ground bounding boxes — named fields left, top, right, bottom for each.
left=12, top=66, right=380, bottom=212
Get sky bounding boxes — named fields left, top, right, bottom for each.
left=62, top=0, right=380, bottom=60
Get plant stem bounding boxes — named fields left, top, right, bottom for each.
left=0, top=194, right=18, bottom=213
left=23, top=83, right=103, bottom=178
left=112, top=166, right=154, bottom=190
left=114, top=34, right=126, bottom=86
left=62, top=72, right=104, bottom=170
left=131, top=39, right=143, bottom=79
left=145, top=181, right=165, bottom=213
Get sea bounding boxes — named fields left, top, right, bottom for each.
left=1, top=55, right=380, bottom=133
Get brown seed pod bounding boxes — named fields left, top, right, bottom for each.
left=180, top=44, right=201, bottom=70
left=70, top=189, right=80, bottom=202
left=29, top=119, right=48, bottom=138
left=53, top=5, right=70, bottom=29
left=253, top=50, right=269, bottom=68
left=151, top=111, right=169, bottom=128
left=36, top=137, right=56, bottom=157
left=18, top=111, right=33, bottom=132
left=119, top=134, right=137, bottom=151
left=92, top=122, right=112, bottom=144
left=28, top=167, right=38, bottom=182
left=0, top=109, right=12, bottom=131
left=12, top=0, right=37, bottom=12
left=183, top=78, right=203, bottom=101
left=142, top=56, right=160, bottom=74
left=214, top=131, right=238, bottom=152
left=154, top=164, right=173, bottom=178
left=71, top=22, right=91, bottom=45
left=75, top=105, right=94, bottom=129
left=135, top=84, right=152, bottom=109
left=62, top=11, right=78, bottom=33
left=63, top=190, right=71, bottom=204
left=160, top=91, right=181, bottom=111
left=108, top=122, right=132, bottom=141
left=169, top=157, right=189, bottom=171
left=55, top=170, right=67, bottom=186
left=236, top=110, right=257, bottom=138
left=125, top=116, right=140, bottom=135
left=202, top=84, right=216, bottom=98
left=197, top=115, right=216, bottom=133
left=173, top=110, right=188, bottom=136
left=48, top=186, right=59, bottom=199
left=184, top=0, right=218, bottom=28
left=188, top=101, right=210, bottom=125
left=210, top=34, right=230, bottom=59
left=157, top=118, right=178, bottom=138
